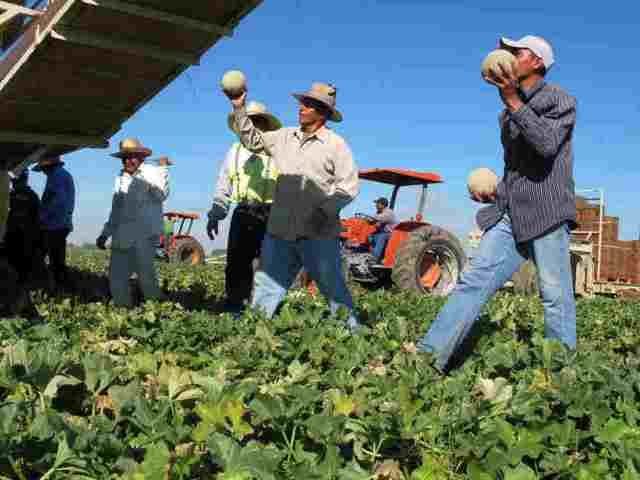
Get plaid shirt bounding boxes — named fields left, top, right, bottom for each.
left=477, top=80, right=577, bottom=242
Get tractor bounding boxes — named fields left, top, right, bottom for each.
left=158, top=212, right=206, bottom=265
left=340, top=168, right=467, bottom=296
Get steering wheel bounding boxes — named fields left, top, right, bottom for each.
left=355, top=212, right=377, bottom=223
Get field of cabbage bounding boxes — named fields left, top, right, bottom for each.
left=1, top=248, right=640, bottom=479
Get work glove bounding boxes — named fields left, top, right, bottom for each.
left=207, top=218, right=219, bottom=240
left=206, top=202, right=227, bottom=240
left=96, top=235, right=108, bottom=250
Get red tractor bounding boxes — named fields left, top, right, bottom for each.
left=340, top=168, right=467, bottom=296
left=158, top=212, right=206, bottom=265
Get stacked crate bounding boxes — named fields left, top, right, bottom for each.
left=574, top=197, right=640, bottom=283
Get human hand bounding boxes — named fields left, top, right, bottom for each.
left=206, top=217, right=219, bottom=240
left=311, top=208, right=329, bottom=230
left=96, top=235, right=108, bottom=250
left=469, top=188, right=497, bottom=204
left=227, top=90, right=247, bottom=109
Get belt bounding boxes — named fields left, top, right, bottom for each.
left=236, top=203, right=271, bottom=212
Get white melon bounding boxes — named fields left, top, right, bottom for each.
left=467, top=167, right=498, bottom=197
left=220, top=70, right=247, bottom=97
left=481, top=49, right=517, bottom=82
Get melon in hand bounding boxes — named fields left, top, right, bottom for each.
left=221, top=70, right=247, bottom=98
left=481, top=49, right=516, bottom=82
left=468, top=167, right=498, bottom=199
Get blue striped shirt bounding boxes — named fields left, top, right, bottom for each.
left=477, top=80, right=577, bottom=242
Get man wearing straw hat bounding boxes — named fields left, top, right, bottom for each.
left=96, top=138, right=170, bottom=307
left=32, top=155, right=75, bottom=287
left=226, top=82, right=360, bottom=330
left=207, top=101, right=281, bottom=314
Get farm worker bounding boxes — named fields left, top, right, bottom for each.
left=226, top=82, right=361, bottom=330
left=32, top=155, right=75, bottom=286
left=0, top=167, right=8, bottom=244
left=206, top=101, right=282, bottom=314
left=368, top=197, right=397, bottom=265
left=417, top=35, right=578, bottom=372
left=96, top=138, right=170, bottom=307
left=5, top=169, right=40, bottom=285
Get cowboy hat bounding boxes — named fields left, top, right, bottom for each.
left=32, top=156, right=64, bottom=172
left=292, top=82, right=342, bottom=122
left=227, top=101, right=282, bottom=133
left=110, top=138, right=152, bottom=159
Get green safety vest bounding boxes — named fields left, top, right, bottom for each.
left=228, top=143, right=278, bottom=204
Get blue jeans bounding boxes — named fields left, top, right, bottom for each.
left=251, top=233, right=360, bottom=329
left=371, top=232, right=390, bottom=262
left=417, top=216, right=576, bottom=371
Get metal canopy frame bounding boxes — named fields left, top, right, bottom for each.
left=0, top=0, right=263, bottom=170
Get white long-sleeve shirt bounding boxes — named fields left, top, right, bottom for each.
left=233, top=106, right=359, bottom=240
left=101, top=164, right=169, bottom=249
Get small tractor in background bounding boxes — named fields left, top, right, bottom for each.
left=340, top=168, right=467, bottom=296
left=158, top=212, right=206, bottom=265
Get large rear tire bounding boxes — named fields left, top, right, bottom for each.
left=391, top=226, right=466, bottom=296
left=170, top=237, right=205, bottom=265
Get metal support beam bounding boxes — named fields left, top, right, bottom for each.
left=50, top=26, right=200, bottom=65
left=80, top=0, right=232, bottom=36
left=0, top=130, right=109, bottom=148
left=0, top=1, right=43, bottom=18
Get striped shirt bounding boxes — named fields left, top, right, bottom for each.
left=476, top=80, right=577, bottom=242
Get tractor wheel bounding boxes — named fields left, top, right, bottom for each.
left=170, top=237, right=205, bottom=265
left=391, top=226, right=466, bottom=296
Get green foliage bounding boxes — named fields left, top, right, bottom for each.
left=0, top=248, right=639, bottom=479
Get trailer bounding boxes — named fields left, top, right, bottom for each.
left=0, top=0, right=262, bottom=171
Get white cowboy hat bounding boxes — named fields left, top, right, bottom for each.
left=292, top=82, right=342, bottom=122
left=228, top=101, right=282, bottom=133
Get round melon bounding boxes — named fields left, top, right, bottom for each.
left=481, top=49, right=516, bottom=82
left=220, top=70, right=247, bottom=97
left=467, top=167, right=498, bottom=197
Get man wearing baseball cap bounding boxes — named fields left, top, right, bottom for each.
left=417, top=35, right=578, bottom=372
left=226, top=82, right=360, bottom=330
left=369, top=197, right=397, bottom=265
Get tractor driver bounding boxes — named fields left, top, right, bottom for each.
left=368, top=197, right=397, bottom=265
left=96, top=138, right=170, bottom=307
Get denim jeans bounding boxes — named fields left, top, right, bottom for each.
left=417, top=216, right=576, bottom=371
left=371, top=232, right=390, bottom=262
left=251, top=233, right=360, bottom=329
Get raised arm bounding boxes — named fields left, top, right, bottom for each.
left=508, top=91, right=577, bottom=158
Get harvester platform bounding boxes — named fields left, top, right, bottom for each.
left=0, top=0, right=262, bottom=169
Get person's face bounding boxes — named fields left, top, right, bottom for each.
left=375, top=201, right=385, bottom=213
left=122, top=155, right=144, bottom=175
left=298, top=99, right=327, bottom=128
left=510, top=48, right=544, bottom=79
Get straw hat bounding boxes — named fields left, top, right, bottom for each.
left=228, top=101, right=282, bottom=133
left=292, top=82, right=342, bottom=122
left=110, top=138, right=152, bottom=159
left=32, top=156, right=64, bottom=172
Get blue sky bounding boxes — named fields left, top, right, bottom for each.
left=27, top=0, right=640, bottom=248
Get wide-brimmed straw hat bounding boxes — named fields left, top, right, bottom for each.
left=228, top=101, right=282, bottom=133
left=292, top=82, right=342, bottom=122
left=110, top=138, right=152, bottom=159
left=32, top=156, right=64, bottom=172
